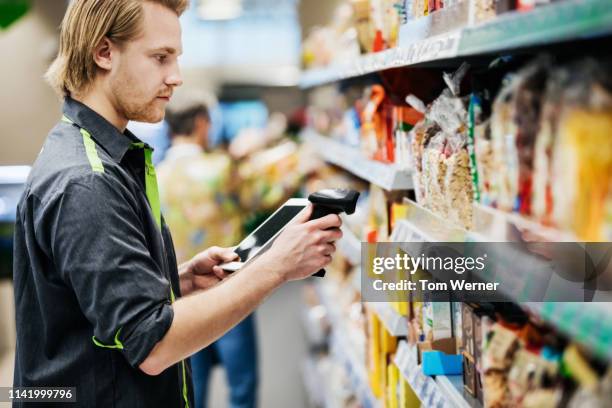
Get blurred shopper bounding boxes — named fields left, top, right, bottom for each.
left=12, top=1, right=342, bottom=407
left=158, top=92, right=257, bottom=408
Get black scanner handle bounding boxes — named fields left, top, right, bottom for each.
left=310, top=206, right=343, bottom=277
left=307, top=189, right=359, bottom=278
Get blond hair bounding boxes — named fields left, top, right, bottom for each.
left=45, top=0, right=188, bottom=97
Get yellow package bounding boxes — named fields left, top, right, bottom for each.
left=552, top=109, right=612, bottom=240
left=368, top=310, right=384, bottom=398
left=387, top=363, right=399, bottom=408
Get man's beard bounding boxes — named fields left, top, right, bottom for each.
left=122, top=97, right=163, bottom=123
left=111, top=78, right=165, bottom=123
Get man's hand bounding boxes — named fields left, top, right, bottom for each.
left=179, top=246, right=238, bottom=295
left=253, top=205, right=342, bottom=283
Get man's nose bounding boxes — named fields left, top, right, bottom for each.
left=166, top=73, right=183, bottom=87
left=166, top=63, right=183, bottom=87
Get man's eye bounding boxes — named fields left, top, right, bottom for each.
left=155, top=55, right=167, bottom=63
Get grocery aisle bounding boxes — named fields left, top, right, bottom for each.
left=297, top=0, right=612, bottom=407
left=1, top=1, right=611, bottom=408
left=208, top=282, right=309, bottom=408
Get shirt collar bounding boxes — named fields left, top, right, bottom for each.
left=62, top=97, right=151, bottom=163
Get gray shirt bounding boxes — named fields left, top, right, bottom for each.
left=12, top=97, right=193, bottom=408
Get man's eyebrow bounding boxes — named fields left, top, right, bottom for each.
left=150, top=47, right=183, bottom=55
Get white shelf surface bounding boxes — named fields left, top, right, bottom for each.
left=302, top=357, right=333, bottom=408
left=367, top=302, right=409, bottom=337
left=303, top=129, right=413, bottom=191
left=315, top=283, right=380, bottom=408
left=301, top=0, right=612, bottom=88
left=394, top=340, right=480, bottom=408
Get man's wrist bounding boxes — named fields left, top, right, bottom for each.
left=248, top=255, right=287, bottom=287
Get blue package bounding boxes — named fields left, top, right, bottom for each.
left=422, top=351, right=463, bottom=376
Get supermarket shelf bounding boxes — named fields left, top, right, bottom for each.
left=302, top=357, right=332, bottom=408
left=302, top=129, right=413, bottom=191
left=470, top=203, right=578, bottom=242
left=393, top=199, right=612, bottom=362
left=338, top=224, right=362, bottom=266
left=367, top=302, right=409, bottom=337
left=329, top=331, right=379, bottom=408
left=300, top=0, right=612, bottom=88
left=394, top=340, right=480, bottom=408
left=526, top=302, right=612, bottom=363
left=315, top=283, right=380, bottom=408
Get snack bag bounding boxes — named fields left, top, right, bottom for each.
left=490, top=74, right=519, bottom=211
left=532, top=67, right=571, bottom=225
left=551, top=60, right=612, bottom=240
left=513, top=58, right=550, bottom=216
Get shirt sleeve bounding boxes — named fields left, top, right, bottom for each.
left=40, top=172, right=174, bottom=368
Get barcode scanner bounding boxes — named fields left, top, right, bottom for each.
left=308, top=189, right=360, bottom=277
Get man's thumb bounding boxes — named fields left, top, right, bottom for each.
left=290, top=204, right=312, bottom=225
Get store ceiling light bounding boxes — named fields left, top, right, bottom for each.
left=197, top=0, right=243, bottom=20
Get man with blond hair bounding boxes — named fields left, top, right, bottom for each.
left=12, top=1, right=342, bottom=407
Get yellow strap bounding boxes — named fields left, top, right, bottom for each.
left=62, top=115, right=104, bottom=173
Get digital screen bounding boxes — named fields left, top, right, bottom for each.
left=234, top=205, right=305, bottom=262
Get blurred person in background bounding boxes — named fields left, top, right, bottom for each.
left=158, top=92, right=258, bottom=408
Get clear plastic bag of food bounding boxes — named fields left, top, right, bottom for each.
left=551, top=59, right=612, bottom=240
left=532, top=66, right=571, bottom=225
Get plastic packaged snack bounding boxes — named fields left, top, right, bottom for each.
left=513, top=58, right=550, bottom=215
left=490, top=58, right=549, bottom=213
left=551, top=59, right=612, bottom=240
left=408, top=65, right=473, bottom=228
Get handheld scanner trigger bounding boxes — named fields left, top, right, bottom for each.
left=307, top=189, right=360, bottom=277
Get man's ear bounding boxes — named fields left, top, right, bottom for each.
left=92, top=37, right=114, bottom=71
left=194, top=115, right=209, bottom=132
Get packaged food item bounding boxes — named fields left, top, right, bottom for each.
left=368, top=310, right=384, bottom=398
left=490, top=75, right=519, bottom=211
left=513, top=58, right=550, bottom=216
left=361, top=85, right=387, bottom=160
left=532, top=66, right=570, bottom=225
left=490, top=58, right=550, bottom=213
left=469, top=59, right=513, bottom=207
left=393, top=106, right=424, bottom=170
left=409, top=64, right=473, bottom=228
left=482, top=324, right=520, bottom=372
left=461, top=303, right=475, bottom=356
left=463, top=351, right=477, bottom=396
left=382, top=0, right=401, bottom=48
left=483, top=369, right=510, bottom=407
left=470, top=0, right=497, bottom=24
left=410, top=118, right=439, bottom=204
left=351, top=0, right=375, bottom=53
left=451, top=301, right=463, bottom=349
left=568, top=366, right=612, bottom=408
left=387, top=363, right=399, bottom=408
left=550, top=60, right=612, bottom=240
left=507, top=349, right=559, bottom=406
left=410, top=300, right=425, bottom=343
left=422, top=301, right=452, bottom=341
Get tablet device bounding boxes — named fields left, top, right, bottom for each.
left=220, top=198, right=309, bottom=272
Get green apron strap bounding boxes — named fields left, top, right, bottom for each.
left=62, top=115, right=104, bottom=173
left=143, top=148, right=162, bottom=230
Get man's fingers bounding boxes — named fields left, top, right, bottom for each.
left=209, top=247, right=239, bottom=263
left=319, top=243, right=336, bottom=256
left=309, top=214, right=342, bottom=231
left=318, top=227, right=342, bottom=243
left=212, top=265, right=230, bottom=280
left=289, top=204, right=313, bottom=225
